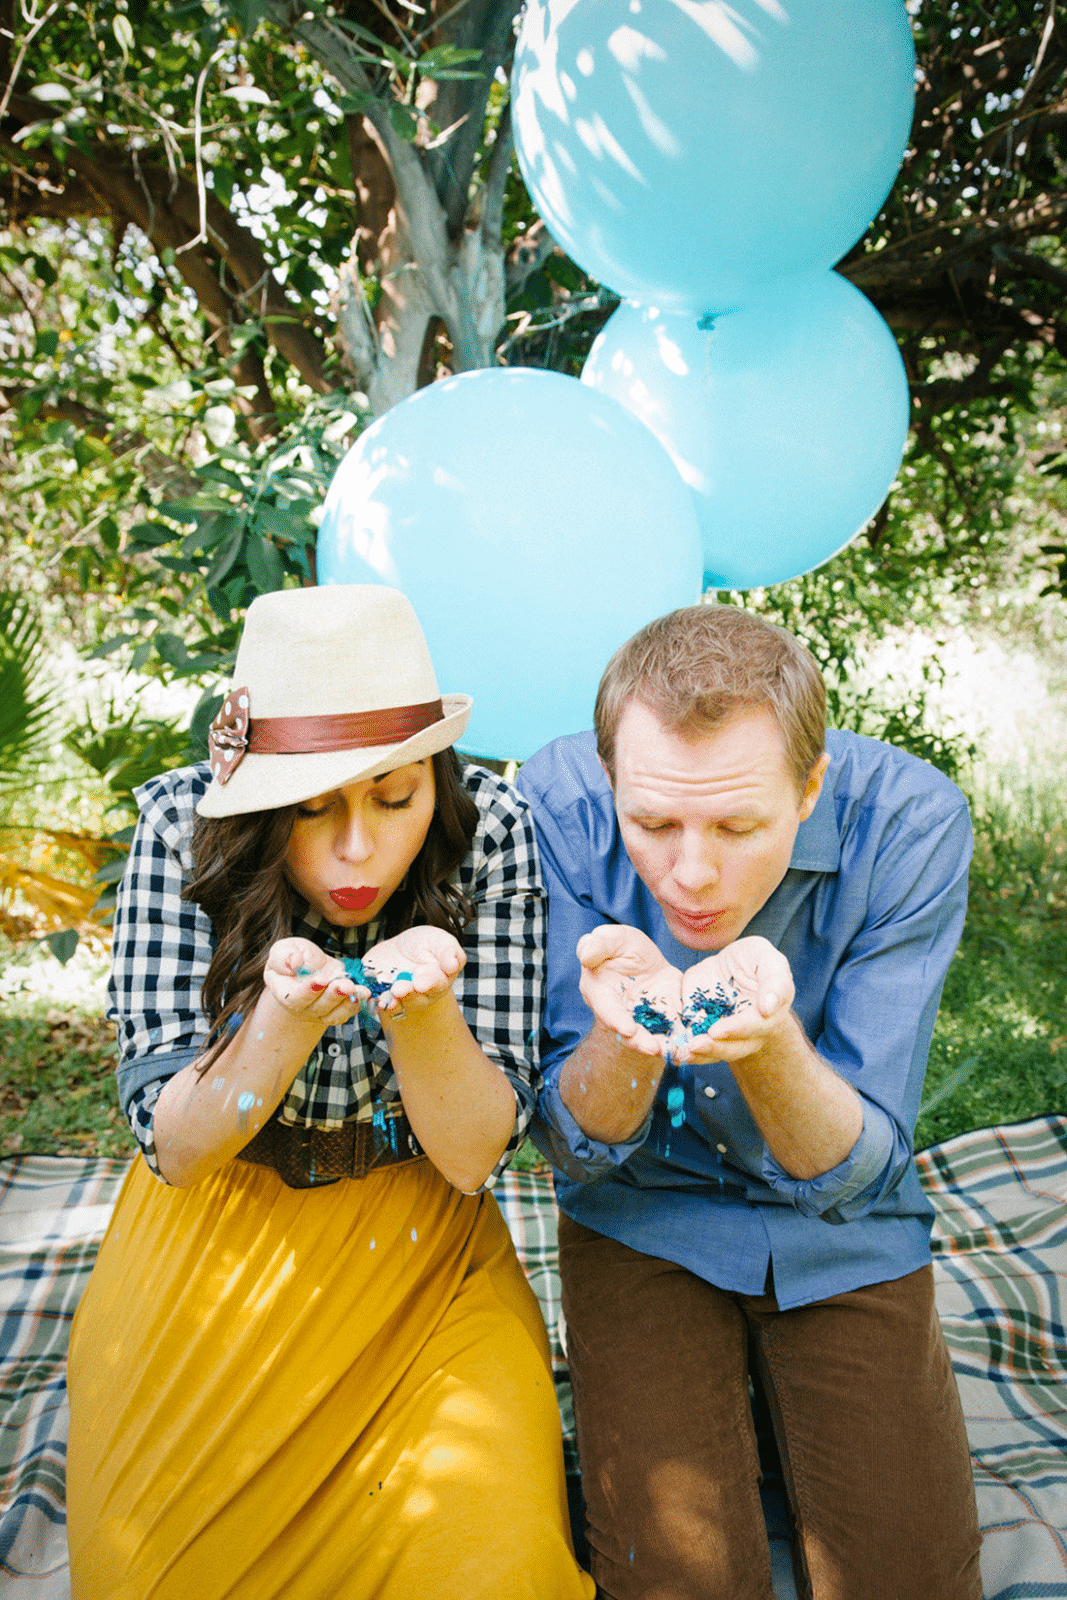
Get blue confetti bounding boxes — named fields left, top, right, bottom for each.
left=667, top=1084, right=685, bottom=1128
left=236, top=1089, right=256, bottom=1133
left=342, top=956, right=392, bottom=998
left=682, top=984, right=739, bottom=1034
left=632, top=997, right=673, bottom=1035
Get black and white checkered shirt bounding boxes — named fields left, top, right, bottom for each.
left=108, top=762, right=546, bottom=1189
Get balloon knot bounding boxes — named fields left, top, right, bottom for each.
left=698, top=313, right=716, bottom=332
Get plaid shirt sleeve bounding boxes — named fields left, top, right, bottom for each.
left=107, top=765, right=216, bottom=1178
left=452, top=766, right=547, bottom=1190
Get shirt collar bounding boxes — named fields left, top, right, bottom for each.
left=788, top=764, right=841, bottom=874
left=291, top=896, right=381, bottom=955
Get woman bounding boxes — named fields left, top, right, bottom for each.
left=66, top=585, right=594, bottom=1600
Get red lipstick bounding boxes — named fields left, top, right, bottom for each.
left=330, top=887, right=379, bottom=910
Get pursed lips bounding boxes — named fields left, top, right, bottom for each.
left=330, top=886, right=378, bottom=909
left=667, top=906, right=728, bottom=933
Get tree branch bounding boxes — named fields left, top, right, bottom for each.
left=0, top=385, right=204, bottom=497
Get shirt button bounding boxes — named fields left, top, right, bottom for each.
left=703, top=1086, right=717, bottom=1099
left=327, top=1043, right=342, bottom=1057
left=716, top=1143, right=727, bottom=1154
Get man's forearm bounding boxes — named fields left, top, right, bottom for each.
left=558, top=1022, right=666, bottom=1144
left=729, top=1011, right=864, bottom=1179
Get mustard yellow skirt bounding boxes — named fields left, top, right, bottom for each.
left=66, top=1154, right=594, bottom=1600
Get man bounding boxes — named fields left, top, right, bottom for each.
left=516, top=605, right=982, bottom=1600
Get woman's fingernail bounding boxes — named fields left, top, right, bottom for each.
left=310, top=981, right=327, bottom=992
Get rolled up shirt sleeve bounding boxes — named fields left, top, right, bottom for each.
left=760, top=1110, right=896, bottom=1222
left=107, top=769, right=217, bottom=1177
left=762, top=788, right=973, bottom=1222
left=516, top=755, right=659, bottom=1181
left=533, top=1073, right=654, bottom=1182
left=453, top=772, right=548, bottom=1189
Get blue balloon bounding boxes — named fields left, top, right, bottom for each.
left=512, top=0, right=915, bottom=311
left=581, top=275, right=910, bottom=590
left=316, top=368, right=703, bottom=759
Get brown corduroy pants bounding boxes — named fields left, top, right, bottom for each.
left=559, top=1215, right=983, bottom=1600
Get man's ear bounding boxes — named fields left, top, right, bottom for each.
left=798, top=751, right=830, bottom=822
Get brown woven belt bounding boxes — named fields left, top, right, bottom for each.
left=236, top=1107, right=423, bottom=1189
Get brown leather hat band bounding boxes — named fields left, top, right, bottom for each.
left=248, top=699, right=446, bottom=756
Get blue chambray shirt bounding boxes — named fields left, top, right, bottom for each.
left=516, top=727, right=972, bottom=1311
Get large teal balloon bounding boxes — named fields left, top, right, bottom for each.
left=316, top=368, right=703, bottom=759
left=581, top=275, right=910, bottom=590
left=512, top=0, right=915, bottom=311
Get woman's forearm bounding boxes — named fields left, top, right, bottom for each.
left=153, top=988, right=326, bottom=1186
left=382, top=994, right=518, bottom=1193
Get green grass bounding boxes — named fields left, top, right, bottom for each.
left=1, top=770, right=1064, bottom=1162
left=0, top=1003, right=135, bottom=1158
left=916, top=775, right=1067, bottom=1149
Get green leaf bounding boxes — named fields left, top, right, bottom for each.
left=228, top=323, right=262, bottom=353
left=153, top=555, right=201, bottom=573
left=0, top=589, right=62, bottom=781
left=32, top=254, right=57, bottom=288
left=418, top=45, right=483, bottom=73
left=381, top=45, right=413, bottom=77
left=88, top=635, right=138, bottom=660
left=160, top=495, right=235, bottom=517
left=230, top=0, right=271, bottom=35
left=198, top=465, right=246, bottom=491
left=155, top=632, right=191, bottom=669
left=182, top=512, right=241, bottom=556
left=127, top=521, right=177, bottom=548
left=73, top=434, right=103, bottom=471
left=338, top=92, right=377, bottom=116
left=387, top=102, right=420, bottom=141
left=17, top=391, right=44, bottom=427
left=189, top=690, right=226, bottom=758
left=542, top=254, right=587, bottom=292
left=92, top=855, right=130, bottom=887
left=212, top=163, right=236, bottom=208
left=203, top=518, right=247, bottom=590
left=29, top=83, right=73, bottom=104
left=45, top=929, right=80, bottom=963
left=245, top=534, right=285, bottom=592
left=222, top=85, right=272, bottom=107
left=113, top=13, right=135, bottom=59
left=35, top=329, right=59, bottom=357
left=253, top=502, right=312, bottom=543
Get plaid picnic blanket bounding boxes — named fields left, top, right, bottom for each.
left=2, top=1118, right=1065, bottom=1599
left=915, top=1118, right=1067, bottom=1600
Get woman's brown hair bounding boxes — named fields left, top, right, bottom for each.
left=183, top=748, right=479, bottom=1070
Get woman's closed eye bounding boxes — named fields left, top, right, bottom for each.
left=297, top=799, right=335, bottom=819
left=376, top=792, right=416, bottom=812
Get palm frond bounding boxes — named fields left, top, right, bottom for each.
left=0, top=589, right=62, bottom=783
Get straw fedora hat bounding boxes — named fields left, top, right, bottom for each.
left=196, top=585, right=472, bottom=818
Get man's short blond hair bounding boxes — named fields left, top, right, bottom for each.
left=595, top=606, right=827, bottom=793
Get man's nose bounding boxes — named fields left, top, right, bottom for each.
left=670, top=832, right=719, bottom=893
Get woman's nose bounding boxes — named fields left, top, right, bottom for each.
left=336, top=812, right=373, bottom=863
